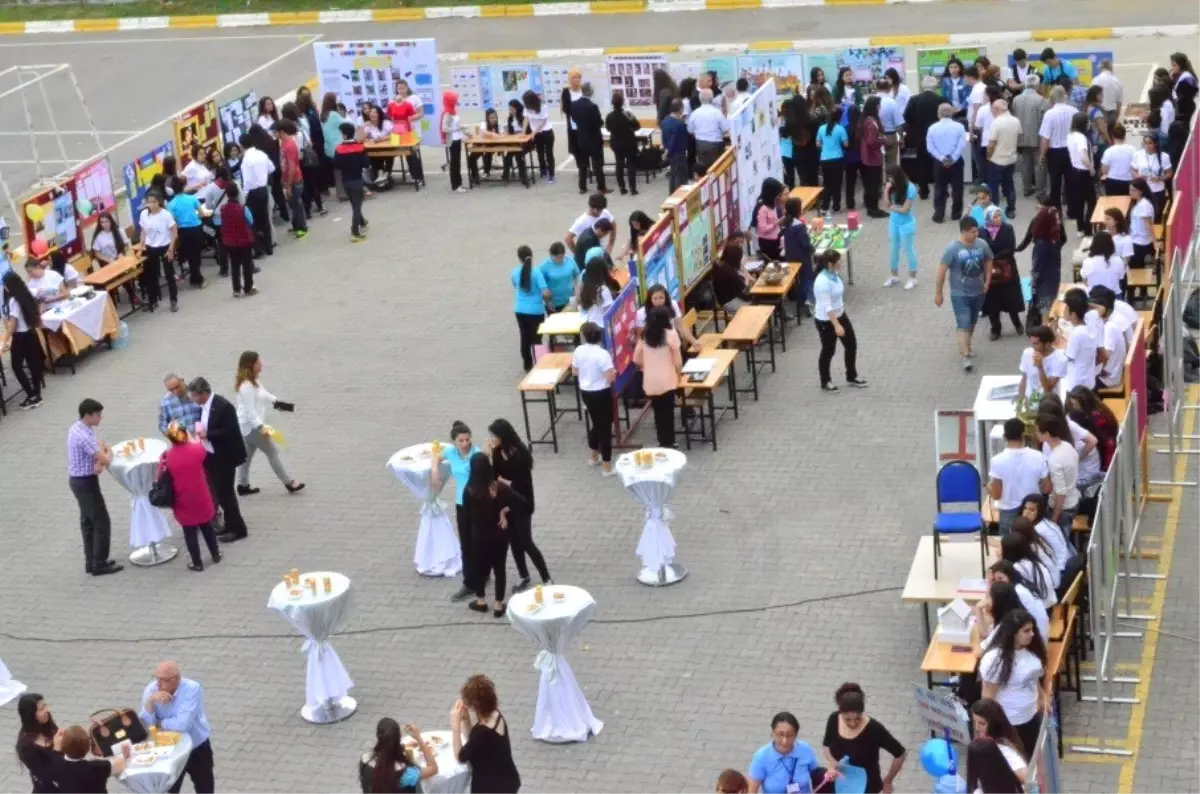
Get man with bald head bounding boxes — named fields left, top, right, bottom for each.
left=139, top=661, right=215, bottom=793
left=986, top=98, right=1022, bottom=218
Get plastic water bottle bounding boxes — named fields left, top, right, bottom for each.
left=112, top=321, right=130, bottom=350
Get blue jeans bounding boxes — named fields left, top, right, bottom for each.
left=986, top=162, right=1016, bottom=212
left=1055, top=506, right=1078, bottom=540
left=888, top=224, right=918, bottom=276
left=950, top=294, right=984, bottom=330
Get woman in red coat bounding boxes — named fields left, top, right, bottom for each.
left=161, top=422, right=221, bottom=572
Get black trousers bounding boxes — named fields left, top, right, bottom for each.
left=577, top=148, right=606, bottom=192
left=141, top=245, right=177, bottom=307
left=987, top=304, right=1024, bottom=335
left=406, top=152, right=425, bottom=183
left=502, top=152, right=529, bottom=185
left=456, top=504, right=477, bottom=590
left=270, top=169, right=288, bottom=221
left=245, top=186, right=273, bottom=255
left=843, top=160, right=860, bottom=209
left=204, top=455, right=247, bottom=538
left=861, top=164, right=883, bottom=213
left=226, top=245, right=254, bottom=293
left=1046, top=147, right=1071, bottom=210
left=474, top=538, right=509, bottom=601
left=69, top=475, right=111, bottom=571
left=782, top=156, right=796, bottom=190
left=509, top=512, right=550, bottom=582
left=9, top=329, right=43, bottom=399
left=177, top=226, right=205, bottom=285
left=933, top=159, right=965, bottom=219
left=815, top=313, right=859, bottom=386
left=168, top=738, right=214, bottom=794
left=301, top=164, right=325, bottom=213
left=914, top=150, right=934, bottom=198
left=820, top=160, right=844, bottom=211
left=448, top=140, right=463, bottom=190
left=468, top=153, right=494, bottom=184
left=345, top=181, right=366, bottom=236
left=581, top=387, right=613, bottom=462
left=534, top=129, right=556, bottom=177
left=798, top=145, right=821, bottom=187
left=1103, top=178, right=1130, bottom=196
left=182, top=523, right=220, bottom=566
left=649, top=391, right=675, bottom=448
left=371, top=156, right=395, bottom=185
left=1013, top=714, right=1042, bottom=762
left=614, top=150, right=637, bottom=193
left=515, top=312, right=544, bottom=371
left=1067, top=167, right=1097, bottom=234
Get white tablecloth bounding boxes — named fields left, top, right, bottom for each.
left=387, top=444, right=462, bottom=577
left=267, top=572, right=354, bottom=710
left=118, top=733, right=193, bottom=794
left=41, top=293, right=108, bottom=339
left=615, top=449, right=686, bottom=572
left=107, top=438, right=172, bottom=549
left=0, top=656, right=26, bottom=707
left=507, top=585, right=603, bottom=743
left=405, top=730, right=471, bottom=794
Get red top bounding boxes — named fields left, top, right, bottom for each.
left=280, top=136, right=302, bottom=186
left=860, top=118, right=883, bottom=167
left=218, top=201, right=255, bottom=248
left=161, top=442, right=215, bottom=527
left=386, top=100, right=416, bottom=134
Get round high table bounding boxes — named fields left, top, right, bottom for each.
left=404, top=730, right=471, bottom=793
left=267, top=571, right=357, bottom=724
left=107, top=438, right=178, bottom=566
left=387, top=444, right=462, bottom=578
left=117, top=732, right=193, bottom=794
left=615, top=448, right=688, bottom=586
left=507, top=585, right=603, bottom=743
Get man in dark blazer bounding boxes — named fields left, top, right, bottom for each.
left=188, top=376, right=249, bottom=542
left=904, top=75, right=947, bottom=200
left=568, top=82, right=609, bottom=196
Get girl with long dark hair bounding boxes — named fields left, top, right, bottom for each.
left=363, top=104, right=396, bottom=188
left=503, top=98, right=531, bottom=187
left=1014, top=193, right=1066, bottom=322
left=523, top=90, right=555, bottom=183
left=653, top=68, right=679, bottom=124
left=801, top=87, right=833, bottom=187
left=1065, top=111, right=1095, bottom=235
left=784, top=94, right=813, bottom=187
left=432, top=422, right=482, bottom=602
left=753, top=177, right=786, bottom=259
left=469, top=108, right=502, bottom=186
left=980, top=609, right=1047, bottom=761
left=833, top=66, right=863, bottom=110
left=941, top=58, right=968, bottom=118
left=15, top=693, right=59, bottom=793
left=971, top=699, right=1027, bottom=772
left=137, top=191, right=178, bottom=312
left=882, top=165, right=919, bottom=289
left=841, top=104, right=863, bottom=211
left=578, top=250, right=619, bottom=326
left=234, top=350, right=303, bottom=495
left=487, top=417, right=552, bottom=593
left=359, top=717, right=437, bottom=793
left=816, top=104, right=847, bottom=214
left=634, top=306, right=682, bottom=449
left=966, top=738, right=1025, bottom=793
left=859, top=96, right=886, bottom=217
left=779, top=97, right=797, bottom=189
left=1066, top=385, right=1118, bottom=470
left=1018, top=495, right=1072, bottom=577
left=511, top=244, right=550, bottom=372
left=1000, top=534, right=1057, bottom=608
left=1127, top=178, right=1158, bottom=272
left=782, top=197, right=815, bottom=318
left=812, top=250, right=865, bottom=393
left=295, top=85, right=327, bottom=199
left=281, top=100, right=326, bottom=217
left=465, top=452, right=528, bottom=616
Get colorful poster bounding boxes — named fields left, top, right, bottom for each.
left=480, top=64, right=543, bottom=112
left=606, top=53, right=669, bottom=107
left=837, top=47, right=905, bottom=91
left=123, top=142, right=175, bottom=230
left=313, top=39, right=442, bottom=146
left=912, top=684, right=971, bottom=745
left=638, top=215, right=679, bottom=302
left=704, top=57, right=738, bottom=89
left=668, top=179, right=714, bottom=297
left=1015, top=50, right=1113, bottom=87
left=218, top=92, right=258, bottom=145
left=917, top=47, right=986, bottom=82
left=804, top=54, right=839, bottom=92
left=173, top=100, right=221, bottom=165
left=728, top=80, right=782, bottom=232
left=21, top=180, right=80, bottom=259
left=737, top=53, right=806, bottom=97
left=71, top=157, right=116, bottom=227
left=709, top=149, right=738, bottom=248
left=603, top=279, right=640, bottom=393
left=449, top=67, right=484, bottom=110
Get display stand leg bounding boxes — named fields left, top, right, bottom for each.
left=129, top=540, right=178, bottom=567
left=637, top=563, right=688, bottom=587
left=300, top=695, right=357, bottom=724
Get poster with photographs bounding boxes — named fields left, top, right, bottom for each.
left=728, top=81, right=781, bottom=232
left=20, top=179, right=81, bottom=259
left=540, top=65, right=571, bottom=108
left=450, top=67, right=483, bottom=110
left=837, top=47, right=905, bottom=92
left=71, top=157, right=116, bottom=228
left=173, top=100, right=220, bottom=165
left=737, top=54, right=806, bottom=97
left=313, top=39, right=441, bottom=147
left=606, top=54, right=668, bottom=107
left=637, top=214, right=680, bottom=303
left=218, top=92, right=259, bottom=144
left=480, top=65, right=543, bottom=112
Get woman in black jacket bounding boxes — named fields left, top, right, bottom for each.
left=15, top=693, right=59, bottom=793
left=980, top=206, right=1025, bottom=340
left=296, top=85, right=327, bottom=197
left=605, top=91, right=641, bottom=196
left=465, top=452, right=529, bottom=617
left=487, top=418, right=552, bottom=595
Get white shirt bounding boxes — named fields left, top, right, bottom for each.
left=62, top=264, right=79, bottom=285
left=1110, top=299, right=1138, bottom=346
left=5, top=297, right=30, bottom=332
left=967, top=81, right=987, bottom=127
left=980, top=647, right=1044, bottom=725
left=1016, top=557, right=1059, bottom=604
left=441, top=113, right=463, bottom=142
left=240, top=147, right=275, bottom=192
left=582, top=286, right=613, bottom=326
left=236, top=380, right=277, bottom=435
left=569, top=209, right=614, bottom=239
left=571, top=343, right=615, bottom=392
left=893, top=84, right=912, bottom=116
left=1063, top=322, right=1098, bottom=392
left=1067, top=131, right=1091, bottom=171
left=1132, top=150, right=1170, bottom=192
left=1130, top=197, right=1155, bottom=245
left=138, top=207, right=176, bottom=248
left=686, top=104, right=730, bottom=144
left=1044, top=438, right=1080, bottom=510
left=1019, top=347, right=1067, bottom=399
left=636, top=300, right=683, bottom=328
left=526, top=108, right=551, bottom=134
left=1112, top=232, right=1134, bottom=263
left=197, top=394, right=214, bottom=453
left=813, top=271, right=845, bottom=319
left=1038, top=103, right=1075, bottom=148
left=989, top=113, right=1021, bottom=165
left=1098, top=319, right=1128, bottom=387
left=1066, top=415, right=1101, bottom=484
left=1035, top=517, right=1073, bottom=574
left=989, top=447, right=1048, bottom=510
left=1159, top=99, right=1175, bottom=136
left=182, top=159, right=212, bottom=191
left=364, top=120, right=394, bottom=141
left=975, top=102, right=994, bottom=146
left=1091, top=70, right=1123, bottom=111
left=1013, top=582, right=1051, bottom=642
left=91, top=228, right=127, bottom=262
left=27, top=270, right=64, bottom=300
left=728, top=92, right=752, bottom=116
left=1101, top=143, right=1135, bottom=181
left=256, top=114, right=276, bottom=133
left=1080, top=254, right=1125, bottom=293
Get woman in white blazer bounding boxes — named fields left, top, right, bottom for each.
left=234, top=350, right=305, bottom=495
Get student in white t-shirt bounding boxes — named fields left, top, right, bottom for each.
left=1088, top=286, right=1128, bottom=388
left=1131, top=135, right=1172, bottom=217
left=1060, top=290, right=1097, bottom=392
left=1037, top=412, right=1081, bottom=534
left=988, top=418, right=1050, bottom=535
left=969, top=699, right=1029, bottom=784
left=523, top=90, right=555, bottom=184
left=1001, top=532, right=1058, bottom=607
left=23, top=258, right=66, bottom=304
left=1079, top=231, right=1126, bottom=296
left=1019, top=494, right=1073, bottom=576
left=980, top=609, right=1048, bottom=756
left=564, top=194, right=615, bottom=256
left=1018, top=325, right=1068, bottom=401
left=1102, top=206, right=1135, bottom=267
left=571, top=322, right=616, bottom=475
left=1127, top=179, right=1157, bottom=281
left=1099, top=122, right=1135, bottom=196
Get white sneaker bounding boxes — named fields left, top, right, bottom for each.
left=454, top=186, right=469, bottom=193
left=883, top=276, right=900, bottom=288
left=904, top=278, right=917, bottom=290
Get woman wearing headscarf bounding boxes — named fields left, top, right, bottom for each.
left=980, top=205, right=1025, bottom=340
left=1014, top=193, right=1066, bottom=325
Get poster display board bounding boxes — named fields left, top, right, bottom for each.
left=71, top=157, right=116, bottom=228
left=704, top=57, right=738, bottom=88
left=314, top=39, right=441, bottom=146
left=736, top=53, right=806, bottom=97
left=21, top=180, right=81, bottom=259
left=540, top=64, right=577, bottom=108
left=603, top=279, right=640, bottom=394
left=912, top=683, right=971, bottom=745
left=448, top=63, right=596, bottom=111
left=123, top=142, right=175, bottom=231
left=664, top=180, right=714, bottom=298
left=218, top=92, right=259, bottom=145
left=837, top=47, right=905, bottom=91
left=708, top=148, right=737, bottom=254
left=606, top=53, right=669, bottom=107
left=637, top=214, right=680, bottom=303
left=1015, top=50, right=1113, bottom=86
left=728, top=80, right=782, bottom=232
left=670, top=61, right=703, bottom=85
left=173, top=100, right=220, bottom=165
left=449, top=67, right=484, bottom=110
left=805, top=54, right=839, bottom=91
left=916, top=47, right=986, bottom=82
left=480, top=64, right=545, bottom=112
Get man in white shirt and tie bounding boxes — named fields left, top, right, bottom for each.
left=1037, top=85, right=1076, bottom=212
left=1090, top=60, right=1124, bottom=129
left=687, top=88, right=729, bottom=176
left=238, top=132, right=276, bottom=257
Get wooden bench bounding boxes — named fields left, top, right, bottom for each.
left=516, top=352, right=581, bottom=452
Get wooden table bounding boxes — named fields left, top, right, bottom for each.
left=365, top=134, right=422, bottom=191
left=1090, top=195, right=1132, bottom=227
left=84, top=253, right=144, bottom=317
left=719, top=305, right=776, bottom=401
left=749, top=264, right=801, bottom=353
left=465, top=133, right=536, bottom=188
left=921, top=628, right=979, bottom=689
left=676, top=348, right=739, bottom=451
left=789, top=186, right=823, bottom=214
left=902, top=535, right=998, bottom=642
left=516, top=352, right=582, bottom=452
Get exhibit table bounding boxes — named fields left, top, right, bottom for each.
left=107, top=438, right=177, bottom=567
left=387, top=444, right=462, bottom=578
left=615, top=448, right=688, bottom=586
left=267, top=571, right=356, bottom=724
left=118, top=733, right=193, bottom=794
left=507, top=585, right=603, bottom=743
left=972, top=374, right=1023, bottom=476
left=404, top=730, right=471, bottom=794
left=38, top=292, right=120, bottom=371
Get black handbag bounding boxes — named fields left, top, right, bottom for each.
left=148, top=460, right=175, bottom=509
left=89, top=708, right=148, bottom=757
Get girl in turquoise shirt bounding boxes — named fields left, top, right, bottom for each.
left=431, top=420, right=482, bottom=602
left=511, top=245, right=550, bottom=372
left=539, top=241, right=579, bottom=312
left=816, top=106, right=848, bottom=214
left=882, top=165, right=920, bottom=289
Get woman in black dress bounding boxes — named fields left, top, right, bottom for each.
left=980, top=205, right=1025, bottom=340
left=487, top=418, right=552, bottom=595
left=452, top=674, right=520, bottom=794
left=15, top=694, right=59, bottom=793
left=821, top=684, right=907, bottom=794
left=464, top=452, right=529, bottom=617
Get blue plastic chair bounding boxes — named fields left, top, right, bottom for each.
left=932, top=460, right=986, bottom=578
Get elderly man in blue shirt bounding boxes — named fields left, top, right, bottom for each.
left=926, top=103, right=968, bottom=223
left=158, top=373, right=202, bottom=436
left=139, top=661, right=215, bottom=794
left=875, top=78, right=905, bottom=168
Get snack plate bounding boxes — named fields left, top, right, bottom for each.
left=131, top=754, right=156, bottom=766
left=523, top=601, right=543, bottom=615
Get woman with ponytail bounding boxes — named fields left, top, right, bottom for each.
left=815, top=104, right=848, bottom=214
left=510, top=244, right=550, bottom=372
left=812, top=250, right=866, bottom=393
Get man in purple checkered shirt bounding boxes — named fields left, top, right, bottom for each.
left=67, top=398, right=123, bottom=577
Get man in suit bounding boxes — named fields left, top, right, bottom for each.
left=904, top=75, right=946, bottom=200
left=188, top=376, right=249, bottom=542
left=568, top=82, right=608, bottom=196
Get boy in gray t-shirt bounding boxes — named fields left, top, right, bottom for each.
left=935, top=216, right=993, bottom=371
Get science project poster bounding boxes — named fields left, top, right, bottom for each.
left=737, top=54, right=806, bottom=97
left=21, top=180, right=81, bottom=259
left=123, top=142, right=175, bottom=230
left=668, top=180, right=714, bottom=296
left=480, top=64, right=543, bottom=112
left=71, top=157, right=116, bottom=228
left=917, top=47, right=986, bottom=82
left=805, top=54, right=839, bottom=91
left=838, top=47, right=905, bottom=91
left=638, top=215, right=680, bottom=303
left=728, top=81, right=782, bottom=232
left=218, top=92, right=258, bottom=145
left=606, top=53, right=668, bottom=107
left=314, top=39, right=441, bottom=146
left=174, top=100, right=221, bottom=164
left=603, top=280, right=639, bottom=393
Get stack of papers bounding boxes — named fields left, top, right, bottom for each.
left=682, top=358, right=715, bottom=375
left=527, top=368, right=564, bottom=386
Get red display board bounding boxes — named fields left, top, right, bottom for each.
left=174, top=100, right=222, bottom=165
left=603, top=279, right=639, bottom=394
left=20, top=179, right=82, bottom=259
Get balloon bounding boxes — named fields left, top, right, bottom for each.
left=24, top=204, right=43, bottom=223
left=28, top=238, right=48, bottom=257
left=919, top=738, right=957, bottom=779
left=934, top=774, right=968, bottom=794
left=76, top=198, right=93, bottom=216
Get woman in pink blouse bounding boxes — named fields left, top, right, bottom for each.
left=633, top=307, right=683, bottom=449
left=753, top=177, right=786, bottom=260
left=160, top=422, right=221, bottom=572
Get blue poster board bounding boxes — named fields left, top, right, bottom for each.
left=1012, top=50, right=1113, bottom=86
left=603, top=278, right=640, bottom=394
left=123, top=141, right=174, bottom=232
